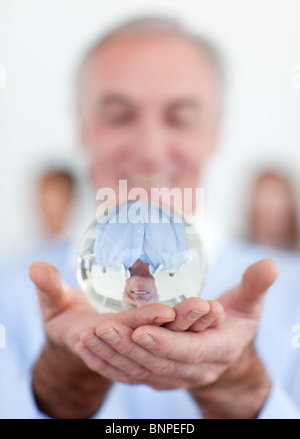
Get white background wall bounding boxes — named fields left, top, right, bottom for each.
left=0, top=0, right=300, bottom=260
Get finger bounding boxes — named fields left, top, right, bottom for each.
left=80, top=327, right=152, bottom=381
left=132, top=324, right=223, bottom=364
left=75, top=341, right=138, bottom=385
left=232, top=259, right=278, bottom=317
left=164, top=297, right=210, bottom=331
left=93, top=320, right=221, bottom=385
left=79, top=328, right=191, bottom=388
left=188, top=300, right=225, bottom=332
left=29, top=261, right=72, bottom=320
left=94, top=319, right=182, bottom=377
left=117, top=303, right=176, bottom=329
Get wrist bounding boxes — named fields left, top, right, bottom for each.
left=32, top=340, right=112, bottom=419
left=190, top=343, right=271, bottom=419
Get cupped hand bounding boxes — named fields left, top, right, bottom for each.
left=76, top=259, right=278, bottom=393
left=29, top=261, right=176, bottom=384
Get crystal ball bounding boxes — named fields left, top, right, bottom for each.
left=77, top=200, right=206, bottom=313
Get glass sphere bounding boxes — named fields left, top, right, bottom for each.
left=77, top=200, right=206, bottom=313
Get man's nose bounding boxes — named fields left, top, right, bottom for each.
left=127, top=295, right=148, bottom=309
left=133, top=117, right=170, bottom=168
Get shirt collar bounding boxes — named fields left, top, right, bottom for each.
left=64, top=209, right=229, bottom=276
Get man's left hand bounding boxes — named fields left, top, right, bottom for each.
left=76, top=259, right=278, bottom=418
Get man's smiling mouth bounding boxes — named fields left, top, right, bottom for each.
left=130, top=289, right=149, bottom=295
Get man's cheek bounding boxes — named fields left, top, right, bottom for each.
left=90, top=130, right=123, bottom=161
left=174, top=147, right=205, bottom=174
left=96, top=127, right=134, bottom=153
left=174, top=130, right=207, bottom=157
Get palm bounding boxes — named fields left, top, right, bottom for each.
left=43, top=287, right=115, bottom=351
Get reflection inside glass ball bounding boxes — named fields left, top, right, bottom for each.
left=77, top=200, right=206, bottom=313
left=122, top=258, right=160, bottom=309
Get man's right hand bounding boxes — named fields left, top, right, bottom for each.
left=29, top=261, right=176, bottom=418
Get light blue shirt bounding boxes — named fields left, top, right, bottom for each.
left=0, top=237, right=300, bottom=419
left=95, top=201, right=188, bottom=272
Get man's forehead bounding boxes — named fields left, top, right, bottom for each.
left=82, top=34, right=216, bottom=96
left=90, top=33, right=206, bottom=60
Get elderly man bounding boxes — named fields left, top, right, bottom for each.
left=1, top=17, right=299, bottom=419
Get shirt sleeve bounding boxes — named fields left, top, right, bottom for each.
left=257, top=382, right=300, bottom=419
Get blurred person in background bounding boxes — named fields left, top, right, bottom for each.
left=15, top=165, right=83, bottom=279
left=248, top=171, right=299, bottom=251
left=1, top=16, right=300, bottom=420
left=37, top=169, right=77, bottom=240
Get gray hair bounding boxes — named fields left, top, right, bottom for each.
left=77, top=15, right=225, bottom=103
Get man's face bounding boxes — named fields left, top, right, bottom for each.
left=122, top=258, right=159, bottom=309
left=250, top=176, right=296, bottom=247
left=79, top=34, right=219, bottom=202
left=38, top=175, right=74, bottom=235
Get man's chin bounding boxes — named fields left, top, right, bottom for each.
left=127, top=173, right=174, bottom=192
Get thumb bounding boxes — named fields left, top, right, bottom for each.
left=29, top=261, right=68, bottom=321
left=232, top=258, right=278, bottom=317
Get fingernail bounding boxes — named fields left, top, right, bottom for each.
left=83, top=334, right=103, bottom=349
left=134, top=333, right=155, bottom=347
left=188, top=310, right=206, bottom=320
left=97, top=328, right=119, bottom=343
left=201, top=315, right=215, bottom=323
left=154, top=316, right=173, bottom=325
